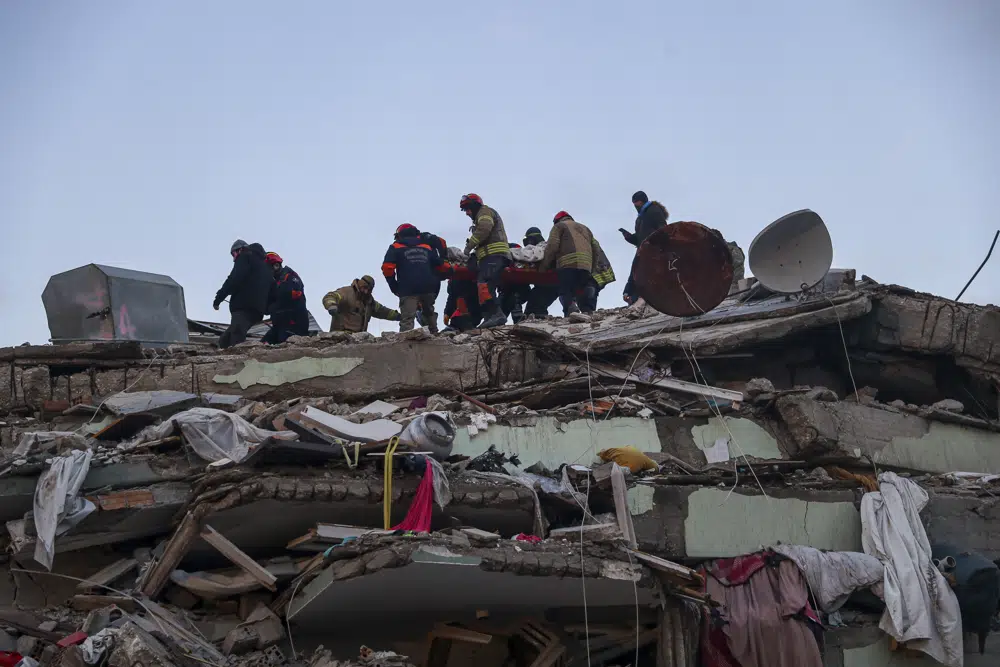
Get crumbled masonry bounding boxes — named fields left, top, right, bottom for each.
left=1, top=270, right=999, bottom=665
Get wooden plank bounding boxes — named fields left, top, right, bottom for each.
left=201, top=525, right=278, bottom=592
left=69, top=594, right=139, bottom=613
left=625, top=549, right=702, bottom=584
left=77, top=558, right=138, bottom=592
left=143, top=600, right=226, bottom=663
left=589, top=362, right=744, bottom=403
left=431, top=624, right=493, bottom=645
left=140, top=511, right=201, bottom=599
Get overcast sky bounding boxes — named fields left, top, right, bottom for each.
left=1, top=1, right=997, bottom=345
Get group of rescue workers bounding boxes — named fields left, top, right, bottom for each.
left=212, top=191, right=669, bottom=349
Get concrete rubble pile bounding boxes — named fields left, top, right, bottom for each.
left=0, top=270, right=998, bottom=666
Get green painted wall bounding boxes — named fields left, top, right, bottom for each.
left=451, top=417, right=661, bottom=470
left=214, top=357, right=365, bottom=389
left=683, top=488, right=862, bottom=557
left=691, top=417, right=783, bottom=461
left=881, top=422, right=1000, bottom=474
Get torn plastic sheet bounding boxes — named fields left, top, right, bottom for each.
left=133, top=408, right=297, bottom=463
left=464, top=470, right=547, bottom=537
left=33, top=449, right=95, bottom=570
left=13, top=431, right=89, bottom=458
left=424, top=456, right=451, bottom=509
left=80, top=628, right=116, bottom=665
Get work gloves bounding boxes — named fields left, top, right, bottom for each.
left=619, top=228, right=636, bottom=245
left=389, top=311, right=401, bottom=322
left=327, top=305, right=339, bottom=317
left=212, top=296, right=223, bottom=311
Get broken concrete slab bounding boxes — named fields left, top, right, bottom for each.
left=2, top=338, right=551, bottom=409
left=300, top=405, right=402, bottom=442
left=102, top=390, right=199, bottom=417
left=287, top=535, right=655, bottom=632
left=776, top=395, right=1000, bottom=473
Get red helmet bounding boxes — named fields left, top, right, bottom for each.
left=459, top=193, right=483, bottom=210
left=553, top=211, right=571, bottom=223
left=395, top=223, right=417, bottom=236
left=265, top=252, right=283, bottom=265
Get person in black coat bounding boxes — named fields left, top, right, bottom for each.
left=213, top=240, right=273, bottom=348
left=262, top=251, right=309, bottom=344
left=620, top=191, right=669, bottom=303
left=381, top=224, right=445, bottom=332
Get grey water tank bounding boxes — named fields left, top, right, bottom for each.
left=42, top=264, right=189, bottom=345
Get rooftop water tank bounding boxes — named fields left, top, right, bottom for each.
left=42, top=264, right=189, bottom=345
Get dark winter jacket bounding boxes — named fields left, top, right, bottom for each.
left=215, top=243, right=273, bottom=315
left=381, top=237, right=444, bottom=297
left=268, top=266, right=308, bottom=317
left=419, top=232, right=448, bottom=262
left=623, top=201, right=669, bottom=247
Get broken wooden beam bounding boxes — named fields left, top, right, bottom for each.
left=589, top=363, right=744, bottom=403
left=200, top=525, right=278, bottom=592
left=76, top=558, right=138, bottom=592
left=140, top=511, right=201, bottom=599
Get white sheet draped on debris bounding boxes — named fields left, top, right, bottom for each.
left=33, top=449, right=95, bottom=570
left=860, top=472, right=964, bottom=667
left=136, top=407, right=296, bottom=463
left=773, top=545, right=884, bottom=613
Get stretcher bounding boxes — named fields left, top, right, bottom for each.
left=450, top=265, right=558, bottom=286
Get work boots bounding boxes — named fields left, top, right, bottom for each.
left=560, top=296, right=581, bottom=317
left=479, top=301, right=507, bottom=329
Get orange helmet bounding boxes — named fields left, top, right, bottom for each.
left=395, top=223, right=418, bottom=237
left=265, top=252, right=283, bottom=265
left=553, top=211, right=571, bottom=223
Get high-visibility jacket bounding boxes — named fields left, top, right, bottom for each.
left=463, top=205, right=511, bottom=261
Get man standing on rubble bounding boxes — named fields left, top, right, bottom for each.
left=213, top=240, right=273, bottom=348
left=539, top=211, right=599, bottom=317
left=381, top=223, right=446, bottom=333
left=460, top=193, right=511, bottom=328
left=322, top=276, right=401, bottom=333
left=262, top=252, right=309, bottom=344
left=620, top=191, right=669, bottom=304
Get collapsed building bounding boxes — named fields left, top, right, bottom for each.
left=0, top=265, right=999, bottom=667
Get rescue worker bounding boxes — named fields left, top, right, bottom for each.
left=460, top=193, right=511, bottom=328
left=213, top=240, right=273, bottom=349
left=619, top=191, right=669, bottom=303
left=540, top=211, right=599, bottom=316
left=523, top=227, right=545, bottom=247
left=582, top=239, right=616, bottom=312
left=414, top=224, right=450, bottom=307
left=443, top=278, right=481, bottom=331
left=262, top=252, right=309, bottom=344
left=382, top=223, right=445, bottom=333
left=321, top=276, right=400, bottom=333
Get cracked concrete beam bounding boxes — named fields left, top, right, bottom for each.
left=776, top=396, right=1000, bottom=473
left=855, top=292, right=1000, bottom=374
left=1, top=339, right=549, bottom=407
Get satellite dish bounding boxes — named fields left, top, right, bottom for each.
left=634, top=221, right=734, bottom=317
left=748, top=209, right=833, bottom=294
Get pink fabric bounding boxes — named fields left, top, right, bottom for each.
left=701, top=552, right=823, bottom=667
left=392, top=463, right=434, bottom=532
